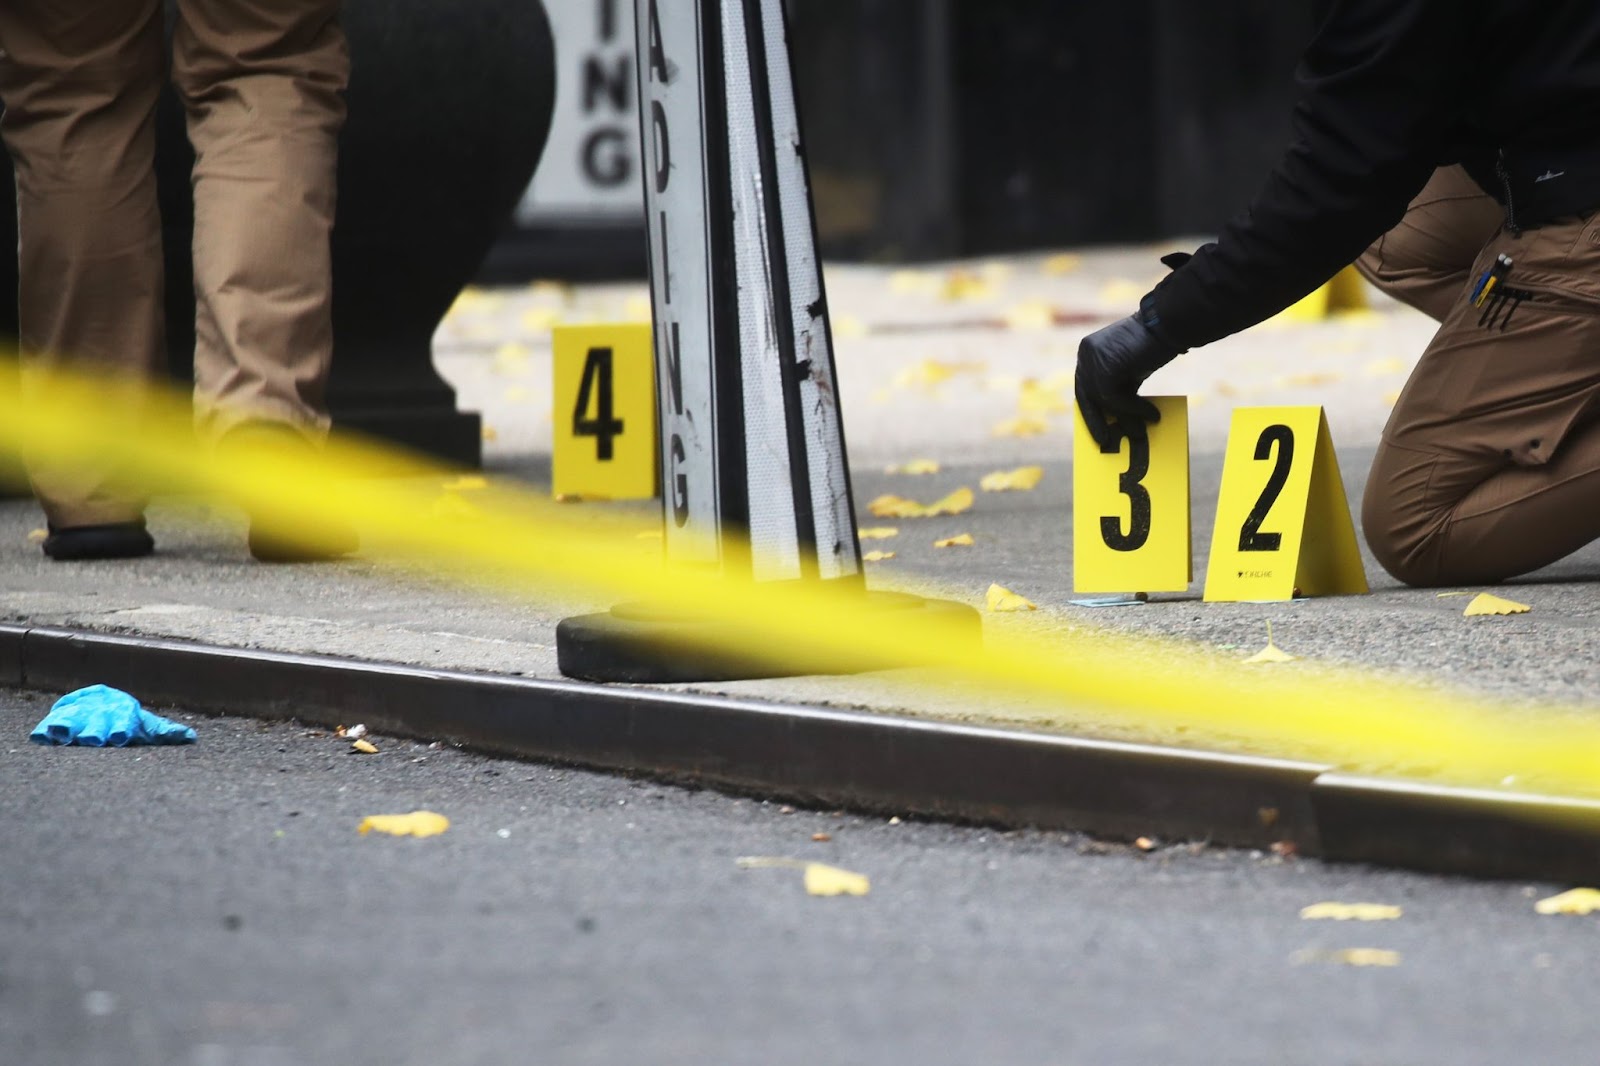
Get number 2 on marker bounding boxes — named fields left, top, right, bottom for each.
left=1238, top=424, right=1293, bottom=552
left=572, top=346, right=625, bottom=461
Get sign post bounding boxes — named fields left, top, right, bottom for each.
left=556, top=0, right=980, bottom=682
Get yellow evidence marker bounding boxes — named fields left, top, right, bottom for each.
left=1073, top=396, right=1191, bottom=594
left=1203, top=406, right=1367, bottom=602
left=552, top=324, right=658, bottom=500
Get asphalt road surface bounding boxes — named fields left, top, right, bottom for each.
left=2, top=688, right=1597, bottom=1066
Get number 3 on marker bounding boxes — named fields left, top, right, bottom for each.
left=1100, top=425, right=1152, bottom=553
left=1072, top=396, right=1191, bottom=594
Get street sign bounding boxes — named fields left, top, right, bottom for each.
left=517, top=0, right=646, bottom=226
left=633, top=0, right=861, bottom=583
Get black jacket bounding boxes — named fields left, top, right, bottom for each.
left=1144, top=0, right=1600, bottom=351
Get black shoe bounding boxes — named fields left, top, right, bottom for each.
left=42, top=521, right=154, bottom=561
left=219, top=421, right=360, bottom=563
left=247, top=517, right=358, bottom=563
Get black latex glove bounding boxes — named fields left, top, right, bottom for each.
left=1074, top=313, right=1181, bottom=452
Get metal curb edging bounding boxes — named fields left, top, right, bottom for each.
left=2, top=623, right=1597, bottom=881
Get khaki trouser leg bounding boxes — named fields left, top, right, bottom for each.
left=1363, top=212, right=1600, bottom=586
left=0, top=1, right=166, bottom=527
left=1355, top=165, right=1505, bottom=323
left=172, top=0, right=348, bottom=446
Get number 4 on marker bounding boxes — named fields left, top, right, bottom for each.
left=1072, top=396, right=1192, bottom=594
left=573, top=346, right=625, bottom=460
left=552, top=323, right=658, bottom=501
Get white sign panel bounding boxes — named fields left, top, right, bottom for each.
left=519, top=0, right=647, bottom=225
left=636, top=0, right=722, bottom=564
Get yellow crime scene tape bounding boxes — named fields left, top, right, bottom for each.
left=2, top=355, right=1599, bottom=813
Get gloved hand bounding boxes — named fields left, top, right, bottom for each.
left=30, top=685, right=197, bottom=747
left=1074, top=312, right=1182, bottom=452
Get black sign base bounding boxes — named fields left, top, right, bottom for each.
left=556, top=590, right=981, bottom=683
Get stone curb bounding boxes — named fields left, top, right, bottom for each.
left=3, top=623, right=1597, bottom=881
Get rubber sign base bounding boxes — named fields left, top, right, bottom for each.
left=556, top=591, right=981, bottom=683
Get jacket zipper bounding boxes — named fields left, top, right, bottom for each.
left=1496, top=149, right=1522, bottom=236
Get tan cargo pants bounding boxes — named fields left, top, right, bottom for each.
left=1356, top=165, right=1600, bottom=586
left=0, top=0, right=347, bottom=527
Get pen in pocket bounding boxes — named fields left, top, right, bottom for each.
left=1472, top=254, right=1513, bottom=308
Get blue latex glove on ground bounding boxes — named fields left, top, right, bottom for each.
left=30, top=685, right=197, bottom=747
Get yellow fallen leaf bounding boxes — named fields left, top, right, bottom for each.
left=351, top=739, right=379, bottom=754
left=527, top=279, right=573, bottom=300
left=804, top=863, right=871, bottom=897
left=1042, top=253, right=1082, bottom=276
left=1295, top=948, right=1402, bottom=968
left=1017, top=379, right=1072, bottom=415
left=1364, top=357, right=1406, bottom=377
left=858, top=527, right=899, bottom=541
left=624, top=294, right=654, bottom=322
left=885, top=458, right=941, bottom=475
left=447, top=287, right=499, bottom=316
left=1535, top=888, right=1600, bottom=915
left=942, top=270, right=995, bottom=302
left=27, top=528, right=47, bottom=544
left=992, top=415, right=1050, bottom=438
left=1215, top=382, right=1240, bottom=399
left=1301, top=902, right=1403, bottom=921
left=1003, top=301, right=1056, bottom=331
left=442, top=476, right=489, bottom=492
left=1099, top=279, right=1148, bottom=306
left=986, top=583, right=1037, bottom=613
left=738, top=857, right=871, bottom=896
left=1244, top=621, right=1295, bottom=663
left=891, top=358, right=980, bottom=391
left=934, top=534, right=975, bottom=548
left=520, top=307, right=562, bottom=333
left=481, top=425, right=499, bottom=442
left=869, top=491, right=970, bottom=519
left=358, top=811, right=450, bottom=838
left=863, top=550, right=896, bottom=562
left=1464, top=593, right=1531, bottom=617
left=926, top=487, right=974, bottom=516
left=980, top=466, right=1045, bottom=492
left=1381, top=390, right=1402, bottom=407
left=866, top=494, right=924, bottom=519
left=833, top=314, right=868, bottom=339
left=1041, top=369, right=1076, bottom=392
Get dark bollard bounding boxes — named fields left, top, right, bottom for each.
left=2, top=0, right=555, bottom=487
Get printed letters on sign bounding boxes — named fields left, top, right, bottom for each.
left=1202, top=406, right=1367, bottom=602
left=1072, top=397, right=1192, bottom=594
left=553, top=324, right=659, bottom=500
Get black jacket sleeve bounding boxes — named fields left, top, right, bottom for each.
left=1143, top=0, right=1473, bottom=350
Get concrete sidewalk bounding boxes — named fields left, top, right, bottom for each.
left=3, top=245, right=1599, bottom=875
